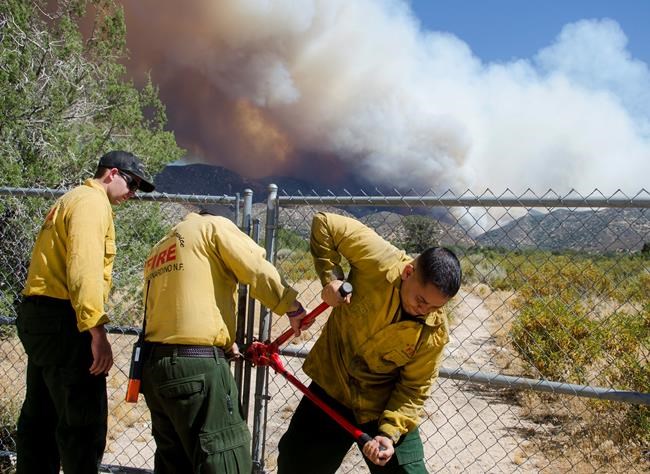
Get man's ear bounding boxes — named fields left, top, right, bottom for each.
left=98, top=167, right=116, bottom=185
left=401, top=263, right=415, bottom=281
left=102, top=167, right=118, bottom=182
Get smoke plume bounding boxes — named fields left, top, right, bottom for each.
left=123, top=0, right=650, bottom=193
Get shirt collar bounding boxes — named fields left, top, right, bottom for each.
left=84, top=178, right=105, bottom=193
left=84, top=179, right=114, bottom=215
left=386, top=260, right=408, bottom=288
left=423, top=309, right=444, bottom=327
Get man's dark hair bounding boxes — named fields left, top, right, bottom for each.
left=93, top=166, right=110, bottom=179
left=198, top=208, right=216, bottom=216
left=416, top=247, right=462, bottom=297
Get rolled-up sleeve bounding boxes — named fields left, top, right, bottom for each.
left=378, top=340, right=445, bottom=441
left=215, top=218, right=298, bottom=315
left=66, top=195, right=111, bottom=331
left=310, top=212, right=404, bottom=285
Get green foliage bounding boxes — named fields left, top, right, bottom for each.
left=465, top=248, right=649, bottom=306
left=586, top=308, right=649, bottom=446
left=108, top=201, right=173, bottom=325
left=0, top=0, right=183, bottom=187
left=510, top=298, right=602, bottom=382
left=460, top=253, right=507, bottom=287
left=462, top=246, right=650, bottom=447
left=0, top=195, right=52, bottom=319
left=0, top=0, right=185, bottom=323
left=276, top=249, right=318, bottom=283
left=276, top=228, right=309, bottom=253
left=0, top=394, right=21, bottom=467
left=400, top=215, right=441, bottom=254
left=508, top=271, right=650, bottom=446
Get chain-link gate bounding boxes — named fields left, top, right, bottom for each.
left=0, top=185, right=648, bottom=473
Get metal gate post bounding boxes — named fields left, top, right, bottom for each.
left=235, top=189, right=254, bottom=412
left=242, top=219, right=261, bottom=421
left=251, top=184, right=278, bottom=473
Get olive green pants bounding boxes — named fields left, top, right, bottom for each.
left=278, top=383, right=428, bottom=474
left=141, top=346, right=252, bottom=474
left=16, top=297, right=107, bottom=474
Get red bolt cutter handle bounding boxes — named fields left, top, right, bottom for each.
left=268, top=352, right=372, bottom=449
left=245, top=282, right=379, bottom=448
left=268, top=281, right=353, bottom=352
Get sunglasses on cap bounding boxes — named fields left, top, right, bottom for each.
left=118, top=170, right=139, bottom=192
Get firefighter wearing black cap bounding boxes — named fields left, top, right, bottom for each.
left=16, top=150, right=155, bottom=474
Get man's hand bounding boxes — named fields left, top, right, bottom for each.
left=88, top=325, right=113, bottom=376
left=226, top=342, right=242, bottom=361
left=321, top=280, right=352, bottom=307
left=287, top=301, right=308, bottom=336
left=362, top=435, right=394, bottom=466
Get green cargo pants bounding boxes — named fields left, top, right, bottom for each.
left=278, top=383, right=428, bottom=474
left=141, top=345, right=252, bottom=474
left=16, top=297, right=107, bottom=474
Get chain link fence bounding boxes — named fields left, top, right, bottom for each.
left=0, top=186, right=648, bottom=473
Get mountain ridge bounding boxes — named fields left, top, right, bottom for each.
left=154, top=164, right=650, bottom=253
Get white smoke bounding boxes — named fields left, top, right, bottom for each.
left=126, top=0, right=650, bottom=194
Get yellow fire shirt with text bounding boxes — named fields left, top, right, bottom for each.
left=143, top=213, right=297, bottom=348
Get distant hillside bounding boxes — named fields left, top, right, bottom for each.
left=155, top=164, right=650, bottom=253
left=155, top=164, right=343, bottom=200
left=358, top=211, right=474, bottom=248
left=154, top=164, right=266, bottom=197
left=247, top=205, right=474, bottom=251
left=155, top=163, right=444, bottom=205
left=477, top=208, right=650, bottom=252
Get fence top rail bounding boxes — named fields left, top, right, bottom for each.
left=2, top=186, right=649, bottom=208
left=276, top=193, right=650, bottom=209
left=0, top=187, right=238, bottom=204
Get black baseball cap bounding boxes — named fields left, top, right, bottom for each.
left=98, top=150, right=155, bottom=192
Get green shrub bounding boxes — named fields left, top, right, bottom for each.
left=276, top=249, right=318, bottom=283
left=0, top=396, right=20, bottom=465
left=510, top=295, right=649, bottom=448
left=460, top=253, right=507, bottom=287
left=400, top=215, right=441, bottom=254
left=276, top=228, right=309, bottom=252
left=509, top=298, right=602, bottom=382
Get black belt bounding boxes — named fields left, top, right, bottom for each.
left=23, top=295, right=72, bottom=308
left=149, top=344, right=225, bottom=359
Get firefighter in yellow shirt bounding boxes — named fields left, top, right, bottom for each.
left=278, top=212, right=462, bottom=474
left=16, top=151, right=155, bottom=474
left=140, top=210, right=307, bottom=474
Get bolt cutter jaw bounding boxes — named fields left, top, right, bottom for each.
left=244, top=340, right=273, bottom=366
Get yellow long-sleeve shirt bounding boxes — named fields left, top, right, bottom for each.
left=23, top=179, right=115, bottom=331
left=304, top=212, right=449, bottom=443
left=143, top=212, right=298, bottom=348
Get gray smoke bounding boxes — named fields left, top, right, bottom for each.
left=124, top=0, right=650, bottom=193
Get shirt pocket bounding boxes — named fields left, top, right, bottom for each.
left=103, top=239, right=117, bottom=289
left=105, top=239, right=116, bottom=258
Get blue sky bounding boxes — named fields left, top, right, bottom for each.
left=410, top=0, right=650, bottom=65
